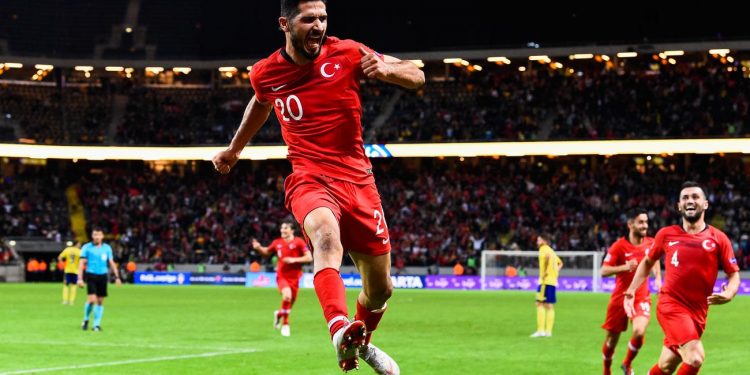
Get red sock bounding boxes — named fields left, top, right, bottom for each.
left=649, top=364, right=668, bottom=375
left=623, top=336, right=644, bottom=367
left=602, top=341, right=615, bottom=375
left=676, top=363, right=700, bottom=375
left=313, top=268, right=349, bottom=337
left=355, top=300, right=386, bottom=345
left=280, top=299, right=292, bottom=325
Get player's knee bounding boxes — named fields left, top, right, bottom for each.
left=632, top=327, right=646, bottom=338
left=684, top=351, right=704, bottom=368
left=310, top=225, right=340, bottom=252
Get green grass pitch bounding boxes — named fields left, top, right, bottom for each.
left=1, top=283, right=747, bottom=374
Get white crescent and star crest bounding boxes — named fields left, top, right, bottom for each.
left=702, top=240, right=716, bottom=251
left=320, top=62, right=341, bottom=78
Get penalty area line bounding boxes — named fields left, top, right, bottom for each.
left=0, top=349, right=259, bottom=374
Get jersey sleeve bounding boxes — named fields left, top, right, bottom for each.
left=80, top=244, right=89, bottom=259
left=717, top=231, right=740, bottom=274
left=345, top=39, right=383, bottom=79
left=107, top=245, right=114, bottom=262
left=647, top=230, right=666, bottom=261
left=603, top=242, right=622, bottom=267
left=249, top=59, right=268, bottom=104
left=58, top=248, right=67, bottom=259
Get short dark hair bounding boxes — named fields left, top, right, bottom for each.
left=538, top=232, right=552, bottom=244
left=680, top=181, right=707, bottom=198
left=281, top=0, right=326, bottom=19
left=91, top=226, right=104, bottom=233
left=626, top=207, right=648, bottom=221
left=281, top=220, right=296, bottom=230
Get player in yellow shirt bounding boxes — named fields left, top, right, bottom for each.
left=531, top=233, right=563, bottom=337
left=58, top=241, right=81, bottom=305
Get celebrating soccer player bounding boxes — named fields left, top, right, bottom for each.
left=624, top=182, right=741, bottom=375
left=77, top=227, right=121, bottom=331
left=600, top=207, right=661, bottom=375
left=530, top=233, right=563, bottom=338
left=212, top=0, right=424, bottom=372
left=252, top=221, right=312, bottom=337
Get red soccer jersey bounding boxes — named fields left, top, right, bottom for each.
left=250, top=36, right=377, bottom=184
left=647, top=225, right=739, bottom=318
left=269, top=237, right=309, bottom=280
left=604, top=236, right=655, bottom=301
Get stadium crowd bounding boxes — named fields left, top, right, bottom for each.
left=2, top=60, right=747, bottom=145
left=3, top=155, right=750, bottom=271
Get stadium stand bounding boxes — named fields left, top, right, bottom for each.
left=2, top=155, right=749, bottom=271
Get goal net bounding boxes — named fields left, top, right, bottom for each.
left=480, top=250, right=602, bottom=292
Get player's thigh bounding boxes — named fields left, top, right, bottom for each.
left=657, top=304, right=700, bottom=348
left=657, top=345, right=682, bottom=372
left=285, top=173, right=343, bottom=248
left=631, top=316, right=649, bottom=337
left=349, top=251, right=392, bottom=298
left=677, top=339, right=705, bottom=365
left=602, top=301, right=629, bottom=333
left=340, top=183, right=390, bottom=257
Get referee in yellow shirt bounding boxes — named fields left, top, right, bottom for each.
left=58, top=241, right=81, bottom=305
left=531, top=233, right=563, bottom=338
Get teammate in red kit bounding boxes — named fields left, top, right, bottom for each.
left=625, top=182, right=741, bottom=375
left=600, top=207, right=662, bottom=375
left=212, top=0, right=424, bottom=372
left=252, top=221, right=312, bottom=337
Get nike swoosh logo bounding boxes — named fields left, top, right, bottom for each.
left=668, top=241, right=679, bottom=246
left=271, top=84, right=287, bottom=92
left=382, top=238, right=390, bottom=245
left=624, top=253, right=632, bottom=256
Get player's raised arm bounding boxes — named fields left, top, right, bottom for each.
left=623, top=257, right=655, bottom=317
left=252, top=239, right=272, bottom=256
left=212, top=95, right=273, bottom=174
left=359, top=47, right=424, bottom=90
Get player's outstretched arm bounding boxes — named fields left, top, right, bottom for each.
left=623, top=257, right=654, bottom=317
left=212, top=95, right=273, bottom=174
left=284, top=250, right=313, bottom=264
left=359, top=47, right=425, bottom=90
left=601, top=259, right=637, bottom=277
left=708, top=272, right=740, bottom=305
left=252, top=239, right=271, bottom=256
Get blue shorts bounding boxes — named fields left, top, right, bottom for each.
left=536, top=284, right=557, bottom=304
left=65, top=273, right=78, bottom=285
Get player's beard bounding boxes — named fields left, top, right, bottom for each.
left=290, top=25, right=325, bottom=61
left=681, top=205, right=704, bottom=224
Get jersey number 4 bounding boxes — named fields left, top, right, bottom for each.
left=275, top=95, right=304, bottom=121
left=671, top=250, right=679, bottom=267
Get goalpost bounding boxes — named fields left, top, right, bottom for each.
left=480, top=250, right=603, bottom=292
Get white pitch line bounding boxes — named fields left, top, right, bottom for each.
left=2, top=339, right=247, bottom=352
left=0, top=349, right=258, bottom=375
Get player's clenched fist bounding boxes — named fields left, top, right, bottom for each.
left=359, top=46, right=391, bottom=79
left=212, top=149, right=240, bottom=174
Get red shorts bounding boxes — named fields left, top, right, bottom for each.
left=277, top=276, right=300, bottom=301
left=602, top=295, right=652, bottom=333
left=656, top=300, right=705, bottom=354
left=284, top=172, right=391, bottom=256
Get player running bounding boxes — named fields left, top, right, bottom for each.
left=600, top=207, right=661, bottom=375
left=252, top=221, right=312, bottom=337
left=625, top=182, right=740, bottom=375
left=212, top=0, right=424, bottom=372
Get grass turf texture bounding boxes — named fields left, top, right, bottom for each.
left=1, top=283, right=747, bottom=374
